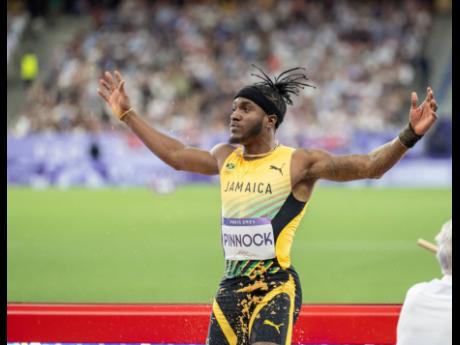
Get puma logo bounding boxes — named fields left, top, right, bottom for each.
left=269, top=163, right=285, bottom=176
left=263, top=319, right=284, bottom=334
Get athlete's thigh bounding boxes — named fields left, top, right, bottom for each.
left=207, top=303, right=234, bottom=345
left=249, top=291, right=293, bottom=344
left=207, top=284, right=249, bottom=345
left=249, top=271, right=302, bottom=345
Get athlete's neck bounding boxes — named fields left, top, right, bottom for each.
left=243, top=139, right=279, bottom=159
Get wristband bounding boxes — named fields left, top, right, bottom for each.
left=398, top=123, right=423, bottom=148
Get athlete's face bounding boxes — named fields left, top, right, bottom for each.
left=229, top=98, right=275, bottom=144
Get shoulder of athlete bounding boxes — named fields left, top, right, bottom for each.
left=210, top=143, right=237, bottom=171
left=291, top=148, right=328, bottom=182
left=290, top=148, right=325, bottom=202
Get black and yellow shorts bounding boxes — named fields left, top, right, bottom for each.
left=206, top=269, right=302, bottom=345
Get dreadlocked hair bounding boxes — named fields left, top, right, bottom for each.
left=250, top=64, right=315, bottom=128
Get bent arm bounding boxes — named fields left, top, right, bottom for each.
left=97, top=70, right=226, bottom=175
left=302, top=138, right=407, bottom=182
left=122, top=110, right=219, bottom=175
left=298, top=86, right=438, bottom=183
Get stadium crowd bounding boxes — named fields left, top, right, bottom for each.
left=12, top=0, right=433, bottom=150
left=7, top=12, right=28, bottom=65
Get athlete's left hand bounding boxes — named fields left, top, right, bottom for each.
left=409, top=87, right=438, bottom=135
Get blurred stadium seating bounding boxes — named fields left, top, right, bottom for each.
left=7, top=12, right=28, bottom=65
left=7, top=0, right=451, bottom=188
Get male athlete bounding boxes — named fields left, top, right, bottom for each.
left=98, top=66, right=438, bottom=345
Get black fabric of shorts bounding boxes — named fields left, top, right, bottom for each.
left=206, top=268, right=302, bottom=345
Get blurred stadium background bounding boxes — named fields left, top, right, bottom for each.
left=7, top=0, right=451, bottom=311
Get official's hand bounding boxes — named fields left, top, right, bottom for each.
left=409, top=87, right=438, bottom=135
left=98, top=70, right=132, bottom=120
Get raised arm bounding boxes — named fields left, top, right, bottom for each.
left=295, top=87, right=438, bottom=182
left=97, top=70, right=233, bottom=175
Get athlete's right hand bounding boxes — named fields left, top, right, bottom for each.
left=98, top=70, right=132, bottom=120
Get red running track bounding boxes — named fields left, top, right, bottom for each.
left=7, top=303, right=401, bottom=344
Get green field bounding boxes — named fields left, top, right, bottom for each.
left=7, top=185, right=451, bottom=304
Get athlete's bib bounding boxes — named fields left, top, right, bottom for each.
left=222, top=217, right=276, bottom=260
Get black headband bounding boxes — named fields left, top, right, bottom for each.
left=234, top=86, right=283, bottom=120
